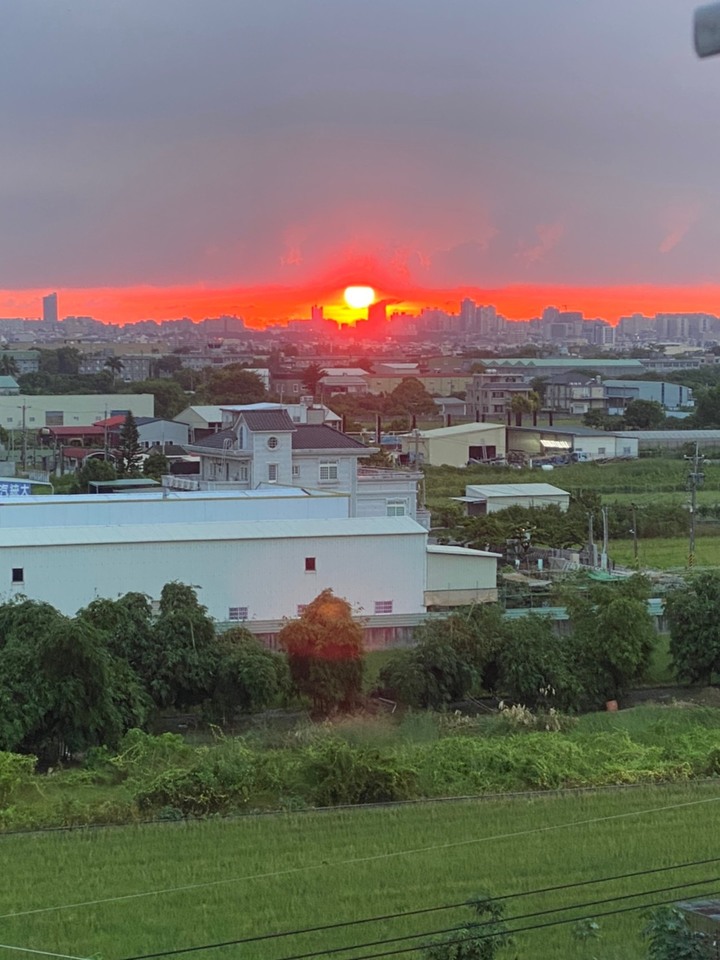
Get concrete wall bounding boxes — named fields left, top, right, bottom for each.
left=0, top=394, right=154, bottom=428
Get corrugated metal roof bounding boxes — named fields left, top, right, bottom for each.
left=191, top=428, right=237, bottom=450
left=176, top=406, right=224, bottom=422
left=409, top=422, right=503, bottom=439
left=427, top=544, right=502, bottom=558
left=0, top=516, right=426, bottom=547
left=292, top=425, right=369, bottom=450
left=1, top=487, right=338, bottom=505
left=465, top=482, right=570, bottom=498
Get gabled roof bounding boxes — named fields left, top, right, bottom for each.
left=292, top=425, right=370, bottom=451
left=240, top=409, right=295, bottom=432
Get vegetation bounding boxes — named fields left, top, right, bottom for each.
left=665, top=573, right=720, bottom=684
left=116, top=411, right=143, bottom=476
left=2, top=779, right=720, bottom=958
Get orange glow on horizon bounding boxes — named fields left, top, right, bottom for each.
left=1, top=281, right=720, bottom=327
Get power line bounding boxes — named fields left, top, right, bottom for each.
left=4, top=793, right=718, bottom=923
left=115, top=863, right=720, bottom=960
left=0, top=945, right=90, bottom=960
left=302, top=888, right=720, bottom=960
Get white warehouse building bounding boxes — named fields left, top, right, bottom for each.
left=0, top=488, right=499, bottom=647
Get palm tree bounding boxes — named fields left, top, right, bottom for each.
left=104, top=356, right=125, bottom=384
left=509, top=391, right=540, bottom=426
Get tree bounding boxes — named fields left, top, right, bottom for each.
left=378, top=605, right=505, bottom=708
left=300, top=363, right=327, bottom=397
left=73, top=457, right=117, bottom=493
left=143, top=450, right=170, bottom=481
left=124, top=378, right=187, bottom=419
left=690, top=384, right=720, bottom=428
left=202, top=365, right=267, bottom=405
left=77, top=593, right=157, bottom=691
left=496, top=615, right=581, bottom=711
left=387, top=378, right=436, bottom=417
left=0, top=354, right=18, bottom=377
left=623, top=398, right=665, bottom=430
left=104, top=356, right=125, bottom=384
left=210, top=628, right=289, bottom=721
left=564, top=574, right=655, bottom=704
left=150, top=583, right=218, bottom=709
left=423, top=894, right=512, bottom=960
left=278, top=589, right=364, bottom=715
left=582, top=409, right=624, bottom=431
left=117, top=412, right=143, bottom=477
left=664, top=573, right=720, bottom=684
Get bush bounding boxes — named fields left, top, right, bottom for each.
left=0, top=751, right=36, bottom=807
left=302, top=738, right=417, bottom=806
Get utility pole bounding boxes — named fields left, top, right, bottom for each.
left=20, top=404, right=27, bottom=469
left=601, top=505, right=609, bottom=571
left=686, top=442, right=704, bottom=568
left=630, top=501, right=639, bottom=565
left=587, top=512, right=598, bottom=568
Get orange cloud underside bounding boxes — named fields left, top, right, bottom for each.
left=1, top=283, right=720, bottom=327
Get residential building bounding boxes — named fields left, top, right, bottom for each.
left=0, top=350, right=40, bottom=374
left=0, top=377, right=19, bottom=396
left=42, top=293, right=58, bottom=325
left=176, top=404, right=426, bottom=524
left=544, top=372, right=606, bottom=415
left=466, top=370, right=535, bottom=419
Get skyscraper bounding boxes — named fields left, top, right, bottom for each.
left=42, top=292, right=58, bottom=324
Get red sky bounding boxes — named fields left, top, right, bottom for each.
left=2, top=281, right=720, bottom=328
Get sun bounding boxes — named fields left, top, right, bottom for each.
left=343, top=285, right=375, bottom=309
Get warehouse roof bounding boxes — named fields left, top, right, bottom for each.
left=614, top=430, right=720, bottom=440
left=407, top=422, right=503, bottom=439
left=0, top=516, right=425, bottom=547
left=463, top=482, right=570, bottom=499
left=427, top=544, right=502, bottom=558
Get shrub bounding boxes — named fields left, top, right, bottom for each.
left=302, top=738, right=417, bottom=806
left=0, top=751, right=36, bottom=807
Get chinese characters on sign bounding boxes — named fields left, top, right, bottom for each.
left=0, top=480, right=32, bottom=497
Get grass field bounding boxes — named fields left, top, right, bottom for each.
left=609, top=536, right=720, bottom=570
left=3, top=782, right=720, bottom=960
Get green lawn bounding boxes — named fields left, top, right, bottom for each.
left=3, top=783, right=720, bottom=960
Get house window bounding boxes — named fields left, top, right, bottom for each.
left=305, top=557, right=316, bottom=572
left=374, top=600, right=393, bottom=615
left=386, top=499, right=407, bottom=517
left=45, top=411, right=63, bottom=426
left=239, top=465, right=249, bottom=482
left=267, top=436, right=279, bottom=449
left=319, top=461, right=338, bottom=482
left=268, top=463, right=278, bottom=482
left=292, top=383, right=299, bottom=393
left=228, top=606, right=248, bottom=621
left=598, top=447, right=606, bottom=455
left=11, top=568, right=23, bottom=584
left=297, top=604, right=307, bottom=616
left=292, top=464, right=300, bottom=478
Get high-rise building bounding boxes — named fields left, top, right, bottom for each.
left=460, top=298, right=477, bottom=332
left=42, top=292, right=58, bottom=324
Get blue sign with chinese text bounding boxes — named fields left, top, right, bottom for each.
left=0, top=479, right=32, bottom=497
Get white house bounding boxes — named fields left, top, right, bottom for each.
left=175, top=404, right=427, bottom=524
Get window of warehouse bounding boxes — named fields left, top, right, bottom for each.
left=11, top=568, right=23, bottom=584
left=319, top=461, right=338, bottom=481
left=305, top=557, right=316, bottom=572
left=228, top=607, right=248, bottom=621
left=386, top=499, right=406, bottom=516
left=374, top=600, right=393, bottom=614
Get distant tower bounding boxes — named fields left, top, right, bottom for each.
left=460, top=298, right=477, bottom=332
left=367, top=301, right=387, bottom=326
left=42, top=292, right=58, bottom=324
left=311, top=305, right=324, bottom=323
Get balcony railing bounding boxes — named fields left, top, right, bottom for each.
left=357, top=467, right=423, bottom=481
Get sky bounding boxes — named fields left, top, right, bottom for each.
left=1, top=0, right=720, bottom=325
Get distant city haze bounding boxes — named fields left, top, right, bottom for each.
left=1, top=0, right=718, bottom=324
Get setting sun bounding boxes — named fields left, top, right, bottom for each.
left=343, top=285, right=375, bottom=309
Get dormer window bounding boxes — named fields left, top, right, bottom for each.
left=267, top=436, right=279, bottom=449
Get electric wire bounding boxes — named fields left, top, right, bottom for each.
left=281, top=888, right=720, bottom=960
left=114, top=867, right=720, bottom=960
left=0, top=946, right=91, bottom=960
left=3, top=792, right=718, bottom=923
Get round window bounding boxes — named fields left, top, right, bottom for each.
left=267, top=436, right=279, bottom=449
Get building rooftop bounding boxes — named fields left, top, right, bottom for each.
left=464, top=482, right=570, bottom=499
left=175, top=405, right=224, bottom=423
left=409, top=422, right=503, bottom=439
left=1, top=515, right=425, bottom=547
left=189, top=428, right=237, bottom=450
left=427, top=544, right=502, bottom=558
left=241, top=409, right=296, bottom=432
left=292, top=424, right=370, bottom=450
left=614, top=429, right=720, bottom=440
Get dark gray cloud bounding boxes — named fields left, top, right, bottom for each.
left=0, top=0, right=718, bottom=288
